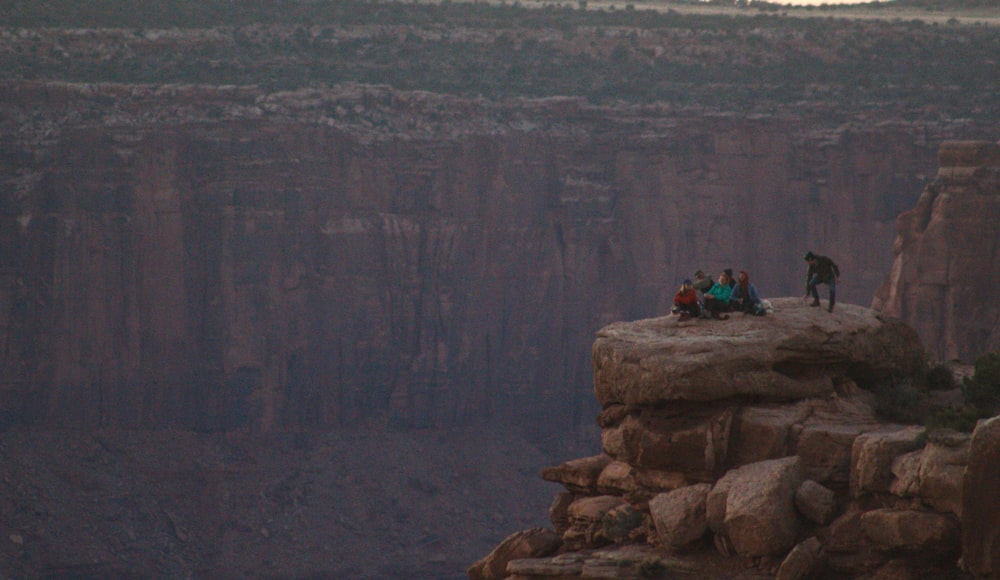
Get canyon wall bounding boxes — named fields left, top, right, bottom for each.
left=0, top=81, right=991, bottom=434
left=873, top=141, right=1000, bottom=362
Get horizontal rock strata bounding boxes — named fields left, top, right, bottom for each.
left=477, top=297, right=998, bottom=578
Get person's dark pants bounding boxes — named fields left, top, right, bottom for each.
left=705, top=298, right=729, bottom=316
left=675, top=302, right=701, bottom=317
left=732, top=299, right=757, bottom=314
left=808, top=275, right=836, bottom=307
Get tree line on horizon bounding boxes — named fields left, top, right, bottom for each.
left=2, top=0, right=998, bottom=123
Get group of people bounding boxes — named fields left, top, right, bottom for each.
left=671, top=268, right=764, bottom=321
left=670, top=251, right=840, bottom=321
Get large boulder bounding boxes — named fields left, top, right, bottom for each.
left=593, top=298, right=925, bottom=408
left=794, top=480, right=837, bottom=525
left=728, top=403, right=811, bottom=467
left=797, top=422, right=876, bottom=486
left=961, top=415, right=1000, bottom=578
left=706, top=456, right=804, bottom=557
left=776, top=537, right=824, bottom=580
left=850, top=425, right=926, bottom=496
left=648, top=483, right=713, bottom=550
left=889, top=431, right=969, bottom=516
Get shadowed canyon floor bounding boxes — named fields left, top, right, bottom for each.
left=0, top=428, right=587, bottom=579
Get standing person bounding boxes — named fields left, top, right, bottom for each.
left=703, top=271, right=733, bottom=320
left=803, top=251, right=840, bottom=313
left=672, top=279, right=701, bottom=321
left=730, top=270, right=763, bottom=314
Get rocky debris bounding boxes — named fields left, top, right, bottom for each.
left=961, top=415, right=1000, bottom=578
left=873, top=140, right=1000, bottom=362
left=562, top=496, right=627, bottom=550
left=775, top=537, right=823, bottom=580
left=860, top=509, right=960, bottom=556
left=506, top=552, right=589, bottom=579
left=507, top=544, right=703, bottom=580
left=477, top=295, right=998, bottom=578
left=467, top=528, right=562, bottom=580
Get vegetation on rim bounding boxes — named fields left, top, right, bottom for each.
left=1, top=0, right=998, bottom=121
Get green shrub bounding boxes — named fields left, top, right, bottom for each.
left=873, top=380, right=928, bottom=424
left=962, top=351, right=1000, bottom=418
left=926, top=405, right=980, bottom=433
left=638, top=557, right=667, bottom=578
left=924, top=363, right=956, bottom=391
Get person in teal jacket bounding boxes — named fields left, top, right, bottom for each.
left=703, top=271, right=733, bottom=320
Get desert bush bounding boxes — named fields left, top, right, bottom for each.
left=924, top=363, right=956, bottom=391
left=926, top=405, right=979, bottom=433
left=638, top=557, right=667, bottom=578
left=962, top=351, right=1000, bottom=418
left=873, top=379, right=928, bottom=424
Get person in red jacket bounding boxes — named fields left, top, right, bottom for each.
left=672, top=279, right=701, bottom=321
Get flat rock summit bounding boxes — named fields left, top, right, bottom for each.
left=594, top=298, right=926, bottom=407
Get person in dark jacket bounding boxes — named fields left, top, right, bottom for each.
left=803, top=251, right=840, bottom=312
left=691, top=270, right=713, bottom=294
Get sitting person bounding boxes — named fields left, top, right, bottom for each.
left=703, top=270, right=733, bottom=320
left=691, top=270, right=714, bottom=294
left=671, top=279, right=701, bottom=321
left=730, top=270, right=764, bottom=315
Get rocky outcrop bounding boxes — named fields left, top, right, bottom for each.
left=873, top=140, right=1000, bottom=362
left=478, top=301, right=996, bottom=579
left=593, top=298, right=925, bottom=407
left=961, top=415, right=1000, bottom=578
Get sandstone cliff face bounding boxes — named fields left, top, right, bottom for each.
left=0, top=81, right=989, bottom=433
left=873, top=141, right=1000, bottom=362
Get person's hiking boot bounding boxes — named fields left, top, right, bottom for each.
left=810, top=299, right=820, bottom=307
left=827, top=303, right=835, bottom=313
